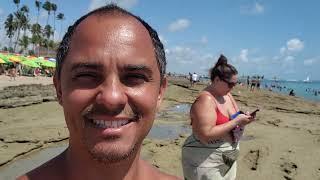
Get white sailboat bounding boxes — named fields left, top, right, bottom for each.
left=303, top=76, right=310, bottom=82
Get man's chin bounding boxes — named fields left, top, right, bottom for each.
left=87, top=141, right=139, bottom=164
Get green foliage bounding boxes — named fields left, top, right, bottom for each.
left=28, top=50, right=35, bottom=56
left=3, top=1, right=65, bottom=56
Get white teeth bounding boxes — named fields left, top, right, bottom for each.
left=92, top=119, right=130, bottom=128
left=106, top=121, right=112, bottom=127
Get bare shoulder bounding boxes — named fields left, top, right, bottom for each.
left=141, top=160, right=182, bottom=180
left=191, top=91, right=216, bottom=112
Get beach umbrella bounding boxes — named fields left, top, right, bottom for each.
left=0, top=54, right=12, bottom=64
left=21, top=59, right=41, bottom=68
left=34, top=58, right=46, bottom=64
left=40, top=60, right=56, bottom=68
left=0, top=58, right=6, bottom=64
left=19, top=56, right=30, bottom=62
left=9, top=56, right=22, bottom=63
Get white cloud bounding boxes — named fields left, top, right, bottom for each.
left=287, top=38, right=304, bottom=52
left=166, top=45, right=196, bottom=64
left=279, top=38, right=304, bottom=55
left=284, top=55, right=294, bottom=62
left=0, top=8, right=4, bottom=16
left=200, top=36, right=208, bottom=44
left=88, top=0, right=138, bottom=11
left=168, top=19, right=190, bottom=32
left=240, top=2, right=265, bottom=15
left=254, top=2, right=264, bottom=13
left=239, top=49, right=249, bottom=62
left=304, top=57, right=319, bottom=66
left=159, top=35, right=167, bottom=44
left=280, top=46, right=286, bottom=55
left=273, top=56, right=280, bottom=60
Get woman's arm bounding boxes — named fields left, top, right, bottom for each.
left=191, top=93, right=250, bottom=144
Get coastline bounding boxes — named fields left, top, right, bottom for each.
left=0, top=76, right=319, bottom=179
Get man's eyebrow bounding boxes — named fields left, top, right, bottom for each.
left=70, top=62, right=104, bottom=71
left=123, top=64, right=153, bottom=75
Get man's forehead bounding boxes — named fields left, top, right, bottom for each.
left=73, top=13, right=150, bottom=43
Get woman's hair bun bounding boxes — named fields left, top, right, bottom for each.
left=216, top=54, right=228, bottom=66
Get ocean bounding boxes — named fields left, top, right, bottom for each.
left=260, top=80, right=320, bottom=102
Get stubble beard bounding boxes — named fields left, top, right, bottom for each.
left=84, top=137, right=140, bottom=165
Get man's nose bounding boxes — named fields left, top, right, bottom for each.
left=95, top=76, right=127, bottom=111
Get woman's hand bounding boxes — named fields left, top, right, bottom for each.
left=235, top=113, right=254, bottom=126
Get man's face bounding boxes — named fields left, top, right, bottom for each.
left=54, top=15, right=166, bottom=163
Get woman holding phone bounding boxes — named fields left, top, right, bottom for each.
left=182, top=55, right=256, bottom=180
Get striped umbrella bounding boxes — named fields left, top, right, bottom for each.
left=9, top=56, right=22, bottom=63
left=0, top=58, right=6, bottom=64
left=40, top=60, right=56, bottom=68
left=0, top=54, right=12, bottom=64
left=35, top=58, right=56, bottom=67
left=21, top=59, right=41, bottom=68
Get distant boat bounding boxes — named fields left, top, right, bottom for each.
left=303, top=76, right=311, bottom=83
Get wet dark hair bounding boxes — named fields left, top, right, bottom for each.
left=55, top=4, right=166, bottom=81
left=210, top=54, right=238, bottom=81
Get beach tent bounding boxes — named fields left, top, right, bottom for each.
left=34, top=58, right=56, bottom=68
left=21, top=59, right=41, bottom=68
left=40, top=60, right=56, bottom=68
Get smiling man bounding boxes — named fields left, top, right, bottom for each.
left=18, top=4, right=179, bottom=180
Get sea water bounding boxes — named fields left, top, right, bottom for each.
left=261, top=80, right=320, bottom=102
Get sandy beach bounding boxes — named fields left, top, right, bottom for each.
left=0, top=75, right=320, bottom=180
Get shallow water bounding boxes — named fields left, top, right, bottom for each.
left=148, top=123, right=191, bottom=140
left=167, top=104, right=191, bottom=114
left=0, top=144, right=67, bottom=180
left=0, top=122, right=191, bottom=179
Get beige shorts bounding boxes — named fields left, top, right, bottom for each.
left=182, top=135, right=239, bottom=180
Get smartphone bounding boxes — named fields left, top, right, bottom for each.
left=250, top=109, right=260, bottom=116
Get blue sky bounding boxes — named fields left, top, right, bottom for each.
left=1, top=0, right=320, bottom=81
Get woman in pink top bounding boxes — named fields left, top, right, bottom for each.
left=182, top=55, right=255, bottom=180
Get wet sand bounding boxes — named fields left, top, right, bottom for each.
left=0, top=75, right=320, bottom=179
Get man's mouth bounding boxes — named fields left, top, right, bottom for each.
left=86, top=117, right=138, bottom=129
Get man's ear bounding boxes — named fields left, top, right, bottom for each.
left=53, top=74, right=63, bottom=105
left=156, top=76, right=168, bottom=111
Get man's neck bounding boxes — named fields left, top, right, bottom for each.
left=64, top=145, right=143, bottom=180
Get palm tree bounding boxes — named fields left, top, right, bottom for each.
left=30, top=23, right=42, bottom=52
left=4, top=13, right=17, bottom=48
left=35, top=0, right=42, bottom=24
left=42, top=1, right=52, bottom=27
left=56, top=13, right=64, bottom=40
left=43, top=25, right=53, bottom=41
left=18, top=35, right=29, bottom=54
left=43, top=24, right=53, bottom=55
left=51, top=3, right=57, bottom=41
left=13, top=10, right=25, bottom=52
left=20, top=5, right=30, bottom=36
left=13, top=0, right=20, bottom=10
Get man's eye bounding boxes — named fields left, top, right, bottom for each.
left=72, top=73, right=98, bottom=80
left=122, top=74, right=148, bottom=86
